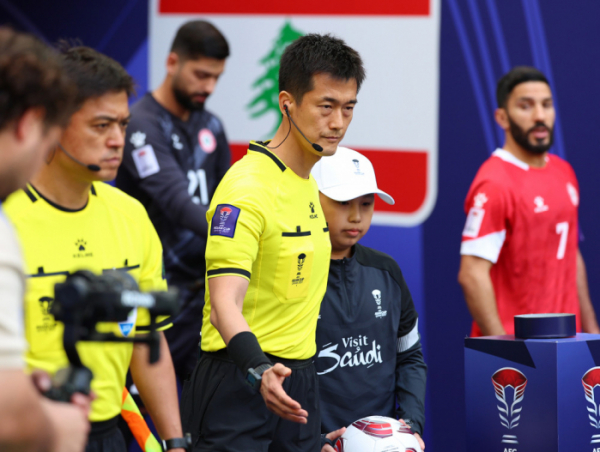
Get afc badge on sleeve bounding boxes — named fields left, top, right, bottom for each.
left=211, top=204, right=241, bottom=238
left=463, top=192, right=488, bottom=238
left=463, top=207, right=485, bottom=238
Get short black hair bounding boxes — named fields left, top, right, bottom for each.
left=279, top=34, right=365, bottom=104
left=0, top=27, right=77, bottom=129
left=496, top=66, right=549, bottom=108
left=59, top=44, right=135, bottom=107
left=170, top=20, right=230, bottom=61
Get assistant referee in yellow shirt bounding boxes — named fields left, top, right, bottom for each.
left=180, top=34, right=366, bottom=452
left=5, top=45, right=186, bottom=452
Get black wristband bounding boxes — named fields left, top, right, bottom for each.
left=227, top=331, right=271, bottom=375
left=401, top=418, right=422, bottom=436
left=321, top=434, right=335, bottom=448
left=162, top=433, right=191, bottom=450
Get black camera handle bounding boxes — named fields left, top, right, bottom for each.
left=45, top=312, right=161, bottom=402
left=44, top=320, right=92, bottom=402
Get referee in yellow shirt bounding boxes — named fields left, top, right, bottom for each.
left=181, top=34, right=365, bottom=452
left=4, top=45, right=186, bottom=452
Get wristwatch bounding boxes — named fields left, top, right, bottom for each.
left=162, top=433, right=192, bottom=451
left=245, top=363, right=273, bottom=389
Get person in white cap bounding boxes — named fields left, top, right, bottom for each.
left=312, top=147, right=427, bottom=452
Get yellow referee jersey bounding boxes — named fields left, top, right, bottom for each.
left=3, top=183, right=169, bottom=422
left=202, top=141, right=331, bottom=360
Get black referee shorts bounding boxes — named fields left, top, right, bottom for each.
left=181, top=350, right=321, bottom=452
left=86, top=416, right=127, bottom=452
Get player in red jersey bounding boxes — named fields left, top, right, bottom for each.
left=458, top=66, right=600, bottom=337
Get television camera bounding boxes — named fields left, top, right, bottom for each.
left=44, top=270, right=179, bottom=402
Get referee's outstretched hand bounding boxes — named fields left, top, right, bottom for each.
left=260, top=363, right=308, bottom=423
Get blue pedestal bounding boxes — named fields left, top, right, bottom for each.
left=465, top=333, right=600, bottom=451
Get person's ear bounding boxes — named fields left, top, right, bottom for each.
left=279, top=91, right=293, bottom=115
left=166, top=52, right=180, bottom=77
left=494, top=107, right=509, bottom=131
left=15, top=107, right=44, bottom=142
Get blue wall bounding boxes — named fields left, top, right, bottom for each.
left=424, top=2, right=600, bottom=451
left=4, top=1, right=600, bottom=451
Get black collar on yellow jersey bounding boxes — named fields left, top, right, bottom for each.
left=249, top=141, right=286, bottom=172
left=24, top=184, right=97, bottom=213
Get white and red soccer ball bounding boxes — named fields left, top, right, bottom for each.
left=334, top=416, right=422, bottom=452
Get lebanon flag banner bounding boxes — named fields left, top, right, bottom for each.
left=150, top=0, right=440, bottom=226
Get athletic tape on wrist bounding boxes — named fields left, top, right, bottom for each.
left=227, top=331, right=271, bottom=375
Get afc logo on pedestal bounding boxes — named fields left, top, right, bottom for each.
left=491, top=367, right=527, bottom=452
left=466, top=336, right=600, bottom=452
left=482, top=364, right=600, bottom=451
left=583, top=367, right=600, bottom=450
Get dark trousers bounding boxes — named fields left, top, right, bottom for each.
left=181, top=351, right=321, bottom=452
left=164, top=286, right=205, bottom=381
left=86, top=417, right=127, bottom=452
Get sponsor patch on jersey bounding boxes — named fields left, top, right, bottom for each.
left=132, top=144, right=160, bottom=179
left=567, top=182, right=579, bottom=206
left=119, top=308, right=137, bottom=337
left=211, top=204, right=241, bottom=238
left=198, top=128, right=217, bottom=154
left=463, top=207, right=485, bottom=238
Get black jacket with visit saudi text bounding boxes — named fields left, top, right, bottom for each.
left=315, top=243, right=427, bottom=435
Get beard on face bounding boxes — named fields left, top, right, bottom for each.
left=507, top=114, right=554, bottom=154
left=171, top=75, right=207, bottom=112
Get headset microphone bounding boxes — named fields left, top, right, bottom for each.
left=58, top=144, right=101, bottom=172
left=284, top=105, right=323, bottom=152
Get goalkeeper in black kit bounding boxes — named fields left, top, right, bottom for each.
left=312, top=147, right=427, bottom=451
left=116, top=20, right=231, bottom=381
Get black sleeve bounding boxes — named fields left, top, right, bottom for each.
left=395, top=338, right=427, bottom=436
left=394, top=269, right=427, bottom=436
left=122, top=117, right=208, bottom=238
left=215, top=123, right=231, bottom=182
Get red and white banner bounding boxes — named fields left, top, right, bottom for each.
left=150, top=0, right=440, bottom=226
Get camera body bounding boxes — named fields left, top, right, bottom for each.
left=45, top=270, right=178, bottom=402
left=52, top=269, right=176, bottom=327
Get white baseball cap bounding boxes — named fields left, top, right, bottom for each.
left=312, top=147, right=395, bottom=205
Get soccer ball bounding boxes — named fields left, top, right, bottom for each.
left=334, top=416, right=422, bottom=452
